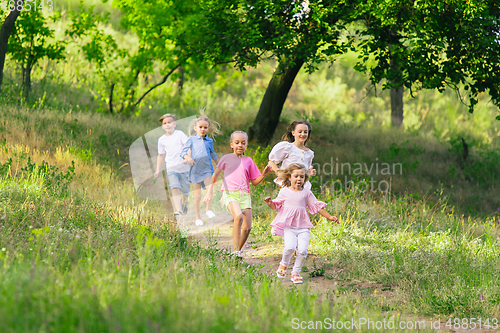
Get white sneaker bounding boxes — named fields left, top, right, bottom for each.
left=195, top=219, right=204, bottom=226
left=205, top=210, right=216, bottom=219
left=231, top=250, right=243, bottom=258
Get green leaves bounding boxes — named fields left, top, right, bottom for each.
left=353, top=0, right=500, bottom=116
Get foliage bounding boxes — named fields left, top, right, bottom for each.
left=245, top=146, right=271, bottom=170
left=7, top=9, right=65, bottom=98
left=66, top=1, right=184, bottom=115
left=188, top=0, right=356, bottom=71
left=354, top=0, right=500, bottom=119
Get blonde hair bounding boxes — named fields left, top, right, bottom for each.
left=277, top=163, right=310, bottom=188
left=158, top=113, right=176, bottom=124
left=189, top=107, right=221, bottom=137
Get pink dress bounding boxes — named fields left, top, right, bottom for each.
left=270, top=187, right=327, bottom=237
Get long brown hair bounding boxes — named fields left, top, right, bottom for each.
left=277, top=163, right=310, bottom=188
left=281, top=120, right=312, bottom=145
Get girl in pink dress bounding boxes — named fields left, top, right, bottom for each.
left=204, top=131, right=272, bottom=257
left=264, top=163, right=338, bottom=284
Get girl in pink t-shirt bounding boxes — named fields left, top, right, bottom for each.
left=204, top=131, right=272, bottom=257
left=264, top=163, right=338, bottom=284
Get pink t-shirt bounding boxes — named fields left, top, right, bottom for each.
left=216, top=154, right=261, bottom=193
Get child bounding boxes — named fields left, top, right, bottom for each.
left=154, top=113, right=190, bottom=216
left=181, top=111, right=220, bottom=226
left=268, top=120, right=317, bottom=190
left=264, top=163, right=338, bottom=284
left=204, top=131, right=272, bottom=257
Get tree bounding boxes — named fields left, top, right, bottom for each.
left=0, top=4, right=22, bottom=90
left=185, top=0, right=360, bottom=144
left=68, top=1, right=198, bottom=115
left=354, top=0, right=500, bottom=124
left=8, top=10, right=65, bottom=99
left=106, top=0, right=359, bottom=141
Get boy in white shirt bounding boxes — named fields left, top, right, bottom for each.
left=154, top=114, right=190, bottom=216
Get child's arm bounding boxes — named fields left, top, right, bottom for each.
left=318, top=209, right=339, bottom=223
left=154, top=154, right=165, bottom=178
left=264, top=196, right=277, bottom=210
left=210, top=144, right=218, bottom=165
left=268, top=161, right=279, bottom=173
left=181, top=138, right=195, bottom=165
left=203, top=167, right=223, bottom=204
left=250, top=165, right=273, bottom=186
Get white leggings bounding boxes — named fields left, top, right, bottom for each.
left=280, top=227, right=310, bottom=274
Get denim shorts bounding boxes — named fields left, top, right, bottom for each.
left=167, top=171, right=190, bottom=195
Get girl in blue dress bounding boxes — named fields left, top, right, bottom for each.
left=181, top=111, right=221, bottom=226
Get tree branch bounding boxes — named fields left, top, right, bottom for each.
left=133, top=64, right=180, bottom=107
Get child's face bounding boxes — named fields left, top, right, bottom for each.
left=291, top=124, right=309, bottom=144
left=194, top=120, right=209, bottom=137
left=290, top=169, right=305, bottom=190
left=161, top=117, right=176, bottom=134
left=230, top=133, right=248, bottom=156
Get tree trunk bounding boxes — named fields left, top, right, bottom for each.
left=109, top=83, right=115, bottom=114
left=249, top=57, right=304, bottom=145
left=24, top=60, right=31, bottom=99
left=389, top=46, right=404, bottom=127
left=390, top=85, right=404, bottom=127
left=0, top=7, right=22, bottom=90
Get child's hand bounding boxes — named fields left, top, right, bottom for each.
left=203, top=192, right=212, bottom=205
left=263, top=164, right=272, bottom=176
left=309, top=168, right=317, bottom=177
left=184, top=156, right=195, bottom=166
left=154, top=171, right=160, bottom=178
left=328, top=215, right=339, bottom=223
left=264, top=196, right=277, bottom=209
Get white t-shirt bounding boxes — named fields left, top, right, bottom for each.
left=157, top=130, right=190, bottom=173
left=268, top=141, right=315, bottom=190
left=269, top=141, right=314, bottom=170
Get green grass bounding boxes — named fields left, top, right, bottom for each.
left=0, top=145, right=435, bottom=332
left=249, top=182, right=500, bottom=318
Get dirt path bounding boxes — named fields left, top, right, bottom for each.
left=192, top=220, right=497, bottom=333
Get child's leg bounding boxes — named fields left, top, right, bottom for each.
left=227, top=201, right=243, bottom=251
left=193, top=183, right=202, bottom=220
left=203, top=176, right=213, bottom=212
left=238, top=208, right=252, bottom=251
left=171, top=188, right=182, bottom=212
left=291, top=229, right=311, bottom=274
left=280, top=228, right=298, bottom=267
left=182, top=193, right=188, bottom=204
left=181, top=193, right=189, bottom=214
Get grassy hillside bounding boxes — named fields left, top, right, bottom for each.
left=1, top=104, right=447, bottom=332
left=1, top=2, right=500, bottom=330
left=2, top=99, right=500, bottom=322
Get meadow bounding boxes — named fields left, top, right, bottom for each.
left=1, top=2, right=500, bottom=332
